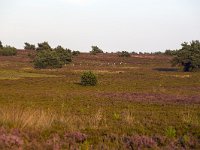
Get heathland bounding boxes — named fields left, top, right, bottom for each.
left=0, top=50, right=199, bottom=149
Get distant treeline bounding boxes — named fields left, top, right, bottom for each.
left=0, top=40, right=199, bottom=72
left=0, top=41, right=17, bottom=56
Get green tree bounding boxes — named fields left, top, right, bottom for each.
left=24, top=42, right=36, bottom=50
left=34, top=50, right=62, bottom=69
left=90, top=46, right=103, bottom=55
left=0, top=46, right=17, bottom=56
left=72, top=51, right=80, bottom=56
left=54, top=46, right=72, bottom=64
left=165, top=49, right=178, bottom=56
left=118, top=51, right=130, bottom=57
left=34, top=44, right=72, bottom=69
left=172, top=40, right=200, bottom=72
left=36, top=42, right=52, bottom=51
left=0, top=41, right=3, bottom=49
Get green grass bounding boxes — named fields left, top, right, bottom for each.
left=0, top=69, right=59, bottom=80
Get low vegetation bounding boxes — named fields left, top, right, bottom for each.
left=165, top=49, right=178, bottom=56
left=90, top=46, right=103, bottom=55
left=0, top=40, right=199, bottom=149
left=118, top=51, right=131, bottom=57
left=0, top=41, right=17, bottom=56
left=24, top=42, right=36, bottom=50
left=72, top=50, right=81, bottom=56
left=81, top=71, right=97, bottom=86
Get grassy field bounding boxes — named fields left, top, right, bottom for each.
left=0, top=50, right=200, bottom=149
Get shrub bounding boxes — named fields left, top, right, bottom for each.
left=0, top=46, right=17, bottom=56
left=165, top=49, right=178, bottom=56
left=153, top=51, right=163, bottom=55
left=132, top=51, right=138, bottom=55
left=34, top=43, right=72, bottom=69
left=118, top=51, right=130, bottom=57
left=54, top=46, right=72, bottom=64
left=34, top=50, right=62, bottom=69
left=36, top=42, right=52, bottom=51
left=172, top=40, right=200, bottom=72
left=81, top=71, right=97, bottom=86
left=72, top=51, right=80, bottom=56
left=90, top=46, right=103, bottom=55
left=24, top=42, right=35, bottom=50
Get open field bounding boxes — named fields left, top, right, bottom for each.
left=0, top=50, right=200, bottom=149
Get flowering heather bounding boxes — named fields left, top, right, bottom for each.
left=64, top=132, right=87, bottom=143
left=0, top=128, right=23, bottom=149
left=124, top=135, right=157, bottom=149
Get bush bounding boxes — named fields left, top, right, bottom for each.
left=118, top=51, right=130, bottom=57
left=24, top=42, right=35, bottom=50
left=132, top=51, right=138, bottom=55
left=36, top=42, right=52, bottom=51
left=172, top=40, right=200, bottom=72
left=72, top=51, right=80, bottom=56
left=81, top=71, right=97, bottom=86
left=34, top=50, right=62, bottom=69
left=165, top=49, right=178, bottom=56
left=153, top=51, right=163, bottom=55
left=34, top=43, right=72, bottom=69
left=90, top=46, right=103, bottom=55
left=0, top=46, right=17, bottom=56
left=54, top=46, right=72, bottom=64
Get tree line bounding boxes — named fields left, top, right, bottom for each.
left=0, top=40, right=200, bottom=72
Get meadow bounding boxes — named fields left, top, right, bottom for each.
left=0, top=50, right=200, bottom=149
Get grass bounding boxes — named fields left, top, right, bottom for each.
left=0, top=70, right=59, bottom=80
left=0, top=51, right=199, bottom=149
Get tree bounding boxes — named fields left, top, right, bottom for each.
left=165, top=49, right=178, bottom=56
left=153, top=51, right=163, bottom=55
left=90, top=46, right=103, bottom=55
left=34, top=50, right=62, bottom=69
left=72, top=51, right=80, bottom=56
left=34, top=44, right=72, bottom=69
left=54, top=46, right=72, bottom=64
left=24, top=42, right=36, bottom=50
left=0, top=46, right=17, bottom=56
left=0, top=41, right=3, bottom=49
left=118, top=51, right=131, bottom=57
left=172, top=40, right=200, bottom=72
left=36, top=42, right=52, bottom=51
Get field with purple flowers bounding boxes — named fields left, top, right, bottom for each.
left=0, top=50, right=200, bottom=149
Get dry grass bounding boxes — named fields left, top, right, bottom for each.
left=0, top=105, right=107, bottom=132
left=73, top=69, right=125, bottom=74
left=0, top=70, right=59, bottom=80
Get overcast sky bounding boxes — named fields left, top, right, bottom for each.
left=0, top=0, right=200, bottom=52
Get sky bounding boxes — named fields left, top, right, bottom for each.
left=0, top=0, right=200, bottom=52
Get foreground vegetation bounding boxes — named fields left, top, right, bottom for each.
left=0, top=49, right=199, bottom=149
